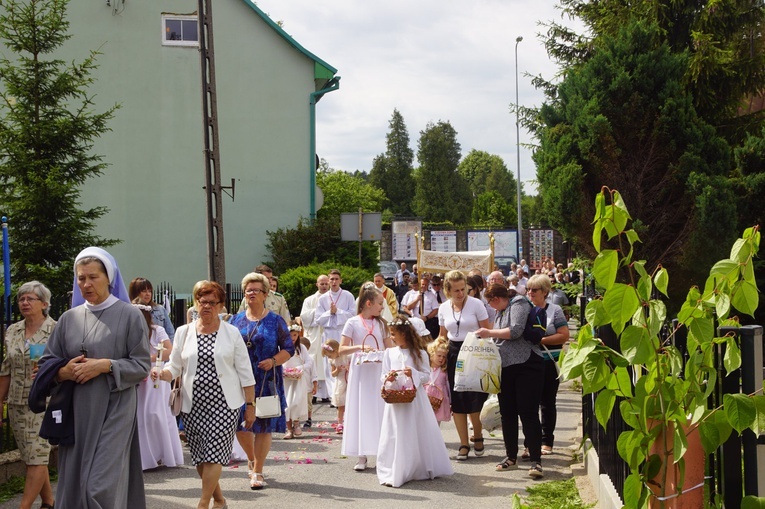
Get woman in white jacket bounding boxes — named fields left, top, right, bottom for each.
left=152, top=280, right=255, bottom=509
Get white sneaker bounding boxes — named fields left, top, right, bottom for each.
left=353, top=456, right=368, bottom=471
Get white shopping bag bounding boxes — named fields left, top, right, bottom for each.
left=480, top=395, right=502, bottom=431
left=453, top=332, right=501, bottom=394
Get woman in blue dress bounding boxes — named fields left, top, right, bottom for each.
left=229, top=272, right=294, bottom=490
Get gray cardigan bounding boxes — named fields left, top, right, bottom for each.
left=493, top=295, right=543, bottom=367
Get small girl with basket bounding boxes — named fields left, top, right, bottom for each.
left=426, top=336, right=451, bottom=425
left=339, top=283, right=394, bottom=472
left=321, top=339, right=349, bottom=433
left=283, top=324, right=316, bottom=439
left=377, top=319, right=453, bottom=487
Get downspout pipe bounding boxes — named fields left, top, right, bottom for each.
left=309, top=76, right=341, bottom=221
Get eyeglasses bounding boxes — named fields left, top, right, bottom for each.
left=198, top=300, right=220, bottom=307
left=527, top=287, right=540, bottom=293
left=18, top=297, right=41, bottom=303
left=245, top=288, right=264, bottom=295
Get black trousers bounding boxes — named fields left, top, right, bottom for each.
left=498, top=353, right=544, bottom=463
left=540, top=358, right=560, bottom=447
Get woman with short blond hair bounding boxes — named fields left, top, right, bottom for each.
left=229, top=272, right=293, bottom=490
left=438, top=270, right=491, bottom=461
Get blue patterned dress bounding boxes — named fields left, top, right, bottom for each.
left=229, top=311, right=294, bottom=433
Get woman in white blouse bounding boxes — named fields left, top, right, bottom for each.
left=438, top=270, right=491, bottom=461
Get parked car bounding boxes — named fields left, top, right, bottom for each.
left=379, top=261, right=398, bottom=287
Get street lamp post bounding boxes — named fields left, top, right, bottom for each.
left=515, top=36, right=523, bottom=264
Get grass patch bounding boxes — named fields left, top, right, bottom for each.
left=0, top=466, right=57, bottom=503
left=511, top=478, right=595, bottom=509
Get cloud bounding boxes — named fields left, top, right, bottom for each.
left=257, top=0, right=579, bottom=190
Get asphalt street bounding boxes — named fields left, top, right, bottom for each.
left=0, top=380, right=584, bottom=508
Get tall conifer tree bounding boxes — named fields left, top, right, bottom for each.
left=0, top=0, right=118, bottom=297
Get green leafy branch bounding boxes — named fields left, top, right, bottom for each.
left=560, top=187, right=764, bottom=509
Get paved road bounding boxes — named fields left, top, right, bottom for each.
left=1, top=381, right=583, bottom=508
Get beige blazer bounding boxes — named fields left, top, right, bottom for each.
left=166, top=321, right=255, bottom=413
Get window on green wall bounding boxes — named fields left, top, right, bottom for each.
left=162, top=15, right=198, bottom=47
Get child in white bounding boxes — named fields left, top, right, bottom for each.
left=339, top=283, right=393, bottom=471
left=426, top=337, right=452, bottom=425
left=134, top=303, right=184, bottom=470
left=377, top=319, right=453, bottom=487
left=283, top=324, right=316, bottom=439
left=321, top=339, right=349, bottom=433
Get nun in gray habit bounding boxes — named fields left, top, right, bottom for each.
left=39, top=247, right=150, bottom=509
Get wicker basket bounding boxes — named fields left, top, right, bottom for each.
left=380, top=370, right=416, bottom=404
left=359, top=334, right=382, bottom=364
left=423, top=383, right=443, bottom=411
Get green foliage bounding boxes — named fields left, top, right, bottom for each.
left=510, top=479, right=595, bottom=509
left=535, top=20, right=736, bottom=301
left=0, top=0, right=118, bottom=297
left=264, top=217, right=378, bottom=275
left=548, top=0, right=765, bottom=130
left=413, top=121, right=472, bottom=224
left=471, top=190, right=516, bottom=227
left=368, top=109, right=415, bottom=216
left=316, top=167, right=387, bottom=221
left=522, top=193, right=550, bottom=228
left=741, top=496, right=765, bottom=509
left=458, top=149, right=517, bottom=203
left=278, top=262, right=375, bottom=318
left=560, top=188, right=763, bottom=508
left=0, top=466, right=56, bottom=502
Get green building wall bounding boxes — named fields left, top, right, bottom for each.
left=51, top=0, right=334, bottom=294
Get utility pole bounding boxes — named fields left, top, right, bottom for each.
left=198, top=0, right=226, bottom=285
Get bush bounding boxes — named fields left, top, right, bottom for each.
left=280, top=262, right=375, bottom=318
left=265, top=217, right=378, bottom=275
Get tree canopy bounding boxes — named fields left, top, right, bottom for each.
left=316, top=166, right=387, bottom=221
left=413, top=120, right=472, bottom=224
left=458, top=149, right=517, bottom=203
left=0, top=0, right=118, bottom=297
left=368, top=109, right=415, bottom=216
left=531, top=0, right=765, bottom=300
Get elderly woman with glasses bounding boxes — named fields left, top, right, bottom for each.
left=229, top=272, right=294, bottom=490
left=438, top=270, right=491, bottom=461
left=476, top=283, right=545, bottom=479
left=525, top=274, right=570, bottom=456
left=0, top=281, right=56, bottom=509
left=153, top=280, right=255, bottom=509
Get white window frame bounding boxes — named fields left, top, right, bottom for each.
left=161, top=14, right=199, bottom=47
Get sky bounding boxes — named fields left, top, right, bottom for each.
left=256, top=0, right=581, bottom=194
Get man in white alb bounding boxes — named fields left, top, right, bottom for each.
left=299, top=275, right=330, bottom=404
left=315, top=269, right=356, bottom=401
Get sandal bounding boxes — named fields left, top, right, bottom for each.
left=541, top=446, right=553, bottom=455
left=496, top=457, right=518, bottom=471
left=473, top=437, right=485, bottom=456
left=247, top=460, right=256, bottom=479
left=41, top=504, right=55, bottom=509
left=529, top=462, right=544, bottom=479
left=521, top=448, right=531, bottom=460
left=456, top=445, right=470, bottom=461
left=335, top=424, right=344, bottom=434
left=250, top=473, right=268, bottom=490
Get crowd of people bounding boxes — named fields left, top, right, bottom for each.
left=0, top=250, right=575, bottom=508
